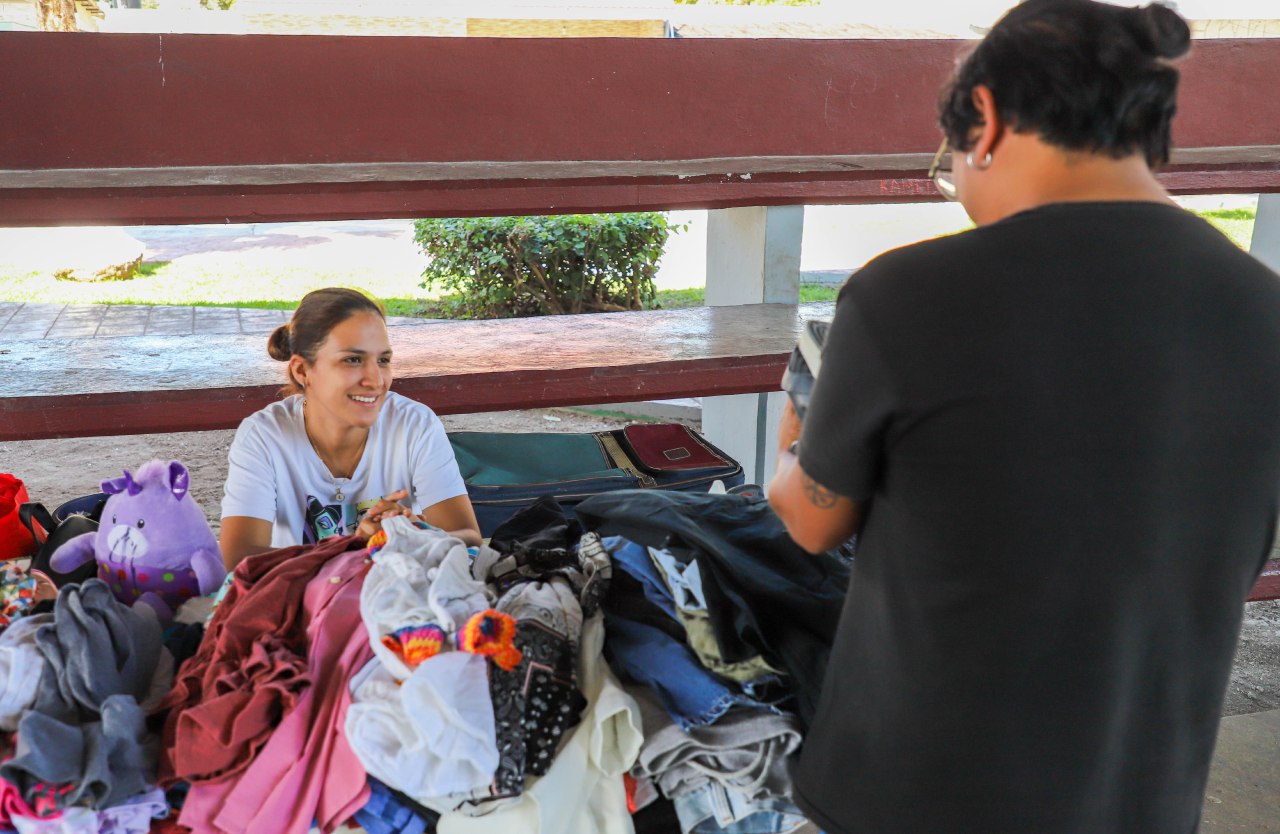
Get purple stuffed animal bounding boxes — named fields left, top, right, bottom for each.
left=50, top=460, right=225, bottom=622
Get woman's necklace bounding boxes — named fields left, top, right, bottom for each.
left=303, top=400, right=368, bottom=503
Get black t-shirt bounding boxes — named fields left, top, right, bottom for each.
left=794, top=202, right=1280, bottom=834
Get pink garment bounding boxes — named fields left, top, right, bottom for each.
left=0, top=776, right=54, bottom=828
left=178, top=550, right=374, bottom=834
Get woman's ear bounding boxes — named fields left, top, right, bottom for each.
left=968, top=84, right=1004, bottom=167
left=289, top=355, right=309, bottom=391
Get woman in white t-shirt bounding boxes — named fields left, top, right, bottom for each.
left=220, top=288, right=481, bottom=570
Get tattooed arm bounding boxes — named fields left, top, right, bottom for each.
left=768, top=400, right=861, bottom=554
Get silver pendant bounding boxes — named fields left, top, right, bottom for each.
left=335, top=485, right=345, bottom=502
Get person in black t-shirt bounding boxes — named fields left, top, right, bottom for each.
left=767, top=2, right=1280, bottom=833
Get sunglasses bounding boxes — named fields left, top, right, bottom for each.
left=927, top=139, right=958, bottom=202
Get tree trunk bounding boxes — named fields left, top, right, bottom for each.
left=36, top=0, right=79, bottom=32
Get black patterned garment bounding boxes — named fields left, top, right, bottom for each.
left=486, top=619, right=586, bottom=798
left=468, top=498, right=613, bottom=803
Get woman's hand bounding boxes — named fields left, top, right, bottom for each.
left=355, top=488, right=412, bottom=540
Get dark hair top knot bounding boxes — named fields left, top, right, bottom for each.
left=1128, top=3, right=1191, bottom=60
left=267, top=323, right=293, bottom=362
left=938, top=0, right=1191, bottom=169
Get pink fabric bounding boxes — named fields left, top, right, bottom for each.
left=0, top=776, right=54, bottom=828
left=178, top=550, right=373, bottom=834
left=160, top=535, right=358, bottom=783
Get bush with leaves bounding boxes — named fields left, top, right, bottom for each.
left=414, top=213, right=678, bottom=319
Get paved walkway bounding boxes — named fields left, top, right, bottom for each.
left=0, top=302, right=435, bottom=341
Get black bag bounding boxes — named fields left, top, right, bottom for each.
left=18, top=493, right=109, bottom=589
left=450, top=424, right=744, bottom=537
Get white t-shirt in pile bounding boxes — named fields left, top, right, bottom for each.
left=221, top=392, right=467, bottom=548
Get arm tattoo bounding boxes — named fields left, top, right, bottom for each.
left=801, top=472, right=839, bottom=509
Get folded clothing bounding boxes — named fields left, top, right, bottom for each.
left=629, top=684, right=801, bottom=803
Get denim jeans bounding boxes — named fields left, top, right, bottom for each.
left=353, top=778, right=438, bottom=834
left=674, top=785, right=809, bottom=834
left=603, top=537, right=680, bottom=621
left=604, top=613, right=771, bottom=731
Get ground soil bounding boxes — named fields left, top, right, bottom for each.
left=2, top=407, right=1276, bottom=718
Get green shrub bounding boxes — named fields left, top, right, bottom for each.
left=414, top=213, right=678, bottom=319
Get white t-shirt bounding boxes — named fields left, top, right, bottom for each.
left=221, top=392, right=467, bottom=548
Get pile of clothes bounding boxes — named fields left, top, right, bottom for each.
left=0, top=579, right=176, bottom=834
left=0, top=489, right=852, bottom=834
left=575, top=490, right=852, bottom=834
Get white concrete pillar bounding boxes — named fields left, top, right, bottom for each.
left=1251, top=194, right=1280, bottom=273
left=701, top=206, right=803, bottom=486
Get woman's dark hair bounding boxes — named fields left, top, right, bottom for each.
left=939, top=0, right=1191, bottom=167
left=267, top=287, right=386, bottom=395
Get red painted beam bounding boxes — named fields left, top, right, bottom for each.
left=0, top=302, right=833, bottom=441
left=0, top=35, right=1276, bottom=224
left=2, top=167, right=1277, bottom=227
left=0, top=35, right=960, bottom=170
left=1250, top=559, right=1280, bottom=602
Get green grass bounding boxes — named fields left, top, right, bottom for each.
left=0, top=207, right=1254, bottom=317
left=1197, top=208, right=1256, bottom=250
left=411, top=284, right=841, bottom=316
left=0, top=258, right=437, bottom=317
left=652, top=284, right=840, bottom=309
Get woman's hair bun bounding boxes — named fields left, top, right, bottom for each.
left=267, top=323, right=293, bottom=361
left=1133, top=2, right=1191, bottom=60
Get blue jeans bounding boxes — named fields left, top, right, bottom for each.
left=604, top=613, right=775, bottom=730
left=674, top=783, right=809, bottom=834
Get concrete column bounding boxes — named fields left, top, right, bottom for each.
left=701, top=206, right=803, bottom=487
left=1251, top=194, right=1280, bottom=273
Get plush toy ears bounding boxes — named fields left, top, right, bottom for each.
left=101, top=470, right=142, bottom=496
left=168, top=461, right=190, bottom=500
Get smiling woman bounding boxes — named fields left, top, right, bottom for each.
left=218, top=287, right=481, bottom=570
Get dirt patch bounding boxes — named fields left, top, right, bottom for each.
left=1226, top=600, right=1280, bottom=716
left=3, top=407, right=1276, bottom=718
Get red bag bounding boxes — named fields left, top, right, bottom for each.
left=0, top=474, right=38, bottom=561
left=620, top=424, right=735, bottom=473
